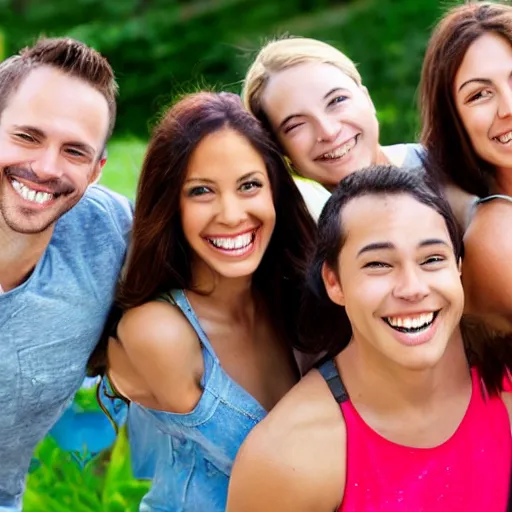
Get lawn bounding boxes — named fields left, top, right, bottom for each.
left=24, top=137, right=149, bottom=512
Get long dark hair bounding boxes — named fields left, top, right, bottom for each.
left=89, top=91, right=316, bottom=375
left=420, top=2, right=512, bottom=197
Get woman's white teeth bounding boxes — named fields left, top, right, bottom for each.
left=321, top=137, right=357, bottom=159
left=496, top=131, right=512, bottom=144
left=387, top=312, right=434, bottom=330
left=11, top=179, right=53, bottom=204
left=208, top=232, right=254, bottom=250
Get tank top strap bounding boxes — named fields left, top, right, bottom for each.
left=477, top=194, right=512, bottom=206
left=157, top=289, right=218, bottom=362
left=317, top=358, right=349, bottom=404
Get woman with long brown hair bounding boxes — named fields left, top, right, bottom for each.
left=91, top=91, right=316, bottom=511
left=420, top=1, right=512, bottom=334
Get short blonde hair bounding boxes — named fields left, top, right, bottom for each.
left=242, top=37, right=362, bottom=122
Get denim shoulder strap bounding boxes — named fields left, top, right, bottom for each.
left=159, top=289, right=218, bottom=360
left=317, top=358, right=349, bottom=404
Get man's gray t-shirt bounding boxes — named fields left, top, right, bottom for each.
left=0, top=185, right=132, bottom=509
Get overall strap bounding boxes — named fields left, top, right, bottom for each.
left=163, top=289, right=218, bottom=360
left=317, top=358, right=349, bottom=404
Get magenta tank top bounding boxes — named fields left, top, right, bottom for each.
left=317, top=360, right=511, bottom=511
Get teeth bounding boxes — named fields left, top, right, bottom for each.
left=496, top=131, right=512, bottom=144
left=387, top=312, right=434, bottom=331
left=320, top=137, right=357, bottom=160
left=11, top=179, right=53, bottom=204
left=208, top=232, right=254, bottom=250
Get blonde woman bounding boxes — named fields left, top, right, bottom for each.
left=241, top=37, right=426, bottom=219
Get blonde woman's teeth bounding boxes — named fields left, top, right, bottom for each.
left=320, top=137, right=357, bottom=160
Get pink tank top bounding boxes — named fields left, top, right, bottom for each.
left=318, top=360, right=511, bottom=511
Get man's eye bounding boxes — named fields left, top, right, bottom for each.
left=363, top=261, right=390, bottom=269
left=15, top=133, right=35, bottom=142
left=66, top=149, right=86, bottom=158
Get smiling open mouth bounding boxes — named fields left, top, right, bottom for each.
left=383, top=310, right=440, bottom=334
left=11, top=178, right=60, bottom=205
left=206, top=229, right=257, bottom=252
left=317, top=135, right=359, bottom=161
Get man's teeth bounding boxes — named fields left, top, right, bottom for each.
left=11, top=179, right=53, bottom=204
left=320, top=137, right=357, bottom=160
left=208, top=231, right=254, bottom=250
left=386, top=312, right=435, bottom=331
left=495, top=131, right=512, bottom=144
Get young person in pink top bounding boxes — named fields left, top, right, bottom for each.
left=226, top=165, right=512, bottom=512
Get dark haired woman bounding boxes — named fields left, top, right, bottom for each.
left=420, top=1, right=512, bottom=333
left=227, top=166, right=512, bottom=512
left=92, top=91, right=316, bottom=511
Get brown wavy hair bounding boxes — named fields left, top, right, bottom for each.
left=420, top=1, right=512, bottom=197
left=89, top=91, right=317, bottom=375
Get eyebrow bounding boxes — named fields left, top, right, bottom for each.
left=457, top=77, right=493, bottom=93
left=184, top=171, right=264, bottom=185
left=277, top=87, right=349, bottom=131
left=357, top=238, right=450, bottom=257
left=13, top=125, right=96, bottom=157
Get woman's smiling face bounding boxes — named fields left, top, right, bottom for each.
left=261, top=61, right=380, bottom=189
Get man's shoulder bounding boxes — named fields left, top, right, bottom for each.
left=62, top=185, right=133, bottom=239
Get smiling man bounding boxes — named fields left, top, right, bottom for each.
left=0, top=38, right=132, bottom=509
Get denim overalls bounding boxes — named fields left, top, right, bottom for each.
left=102, top=289, right=267, bottom=511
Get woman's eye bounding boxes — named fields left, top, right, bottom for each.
left=328, top=95, right=348, bottom=107
left=284, top=123, right=304, bottom=134
left=187, top=186, right=211, bottom=197
left=468, top=89, right=492, bottom=102
left=239, top=180, right=263, bottom=192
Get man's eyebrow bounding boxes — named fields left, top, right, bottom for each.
left=357, top=238, right=450, bottom=257
left=357, top=242, right=394, bottom=257
left=12, top=125, right=46, bottom=138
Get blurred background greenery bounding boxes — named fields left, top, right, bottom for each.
left=0, top=0, right=461, bottom=509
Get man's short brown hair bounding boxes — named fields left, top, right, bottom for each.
left=0, top=37, right=118, bottom=139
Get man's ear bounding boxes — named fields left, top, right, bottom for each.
left=89, top=155, right=107, bottom=185
left=361, top=85, right=377, bottom=115
left=321, top=261, right=345, bottom=306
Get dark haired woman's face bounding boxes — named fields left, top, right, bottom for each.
left=322, top=194, right=463, bottom=371
left=180, top=127, right=276, bottom=280
left=454, top=32, right=512, bottom=175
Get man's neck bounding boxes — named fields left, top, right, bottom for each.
left=0, top=223, right=54, bottom=292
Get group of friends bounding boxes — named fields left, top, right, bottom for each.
left=2, top=1, right=512, bottom=511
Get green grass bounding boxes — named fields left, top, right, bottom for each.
left=100, top=136, right=147, bottom=198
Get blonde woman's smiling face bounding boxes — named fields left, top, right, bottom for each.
left=261, top=61, right=380, bottom=189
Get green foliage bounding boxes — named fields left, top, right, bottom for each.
left=24, top=428, right=150, bottom=512
left=0, top=0, right=450, bottom=143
